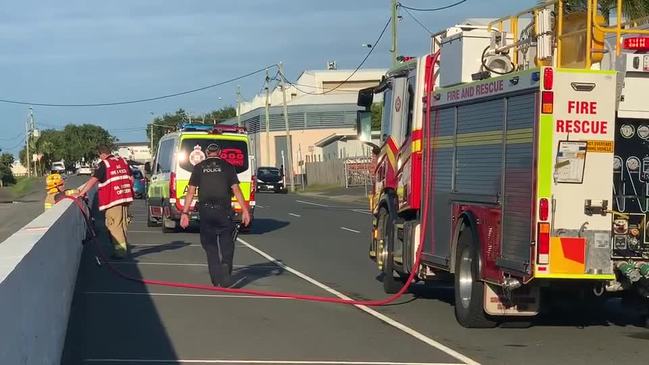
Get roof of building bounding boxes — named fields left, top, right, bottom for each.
left=239, top=68, right=386, bottom=115
left=314, top=131, right=381, bottom=147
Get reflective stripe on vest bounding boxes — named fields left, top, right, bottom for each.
left=98, top=156, right=134, bottom=211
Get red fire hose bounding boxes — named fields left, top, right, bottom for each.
left=66, top=52, right=441, bottom=307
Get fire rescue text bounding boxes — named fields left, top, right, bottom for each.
left=556, top=100, right=608, bottom=134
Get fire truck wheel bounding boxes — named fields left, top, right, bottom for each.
left=454, top=227, right=498, bottom=328
left=378, top=207, right=402, bottom=294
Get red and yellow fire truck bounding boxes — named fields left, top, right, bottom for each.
left=357, top=0, right=649, bottom=327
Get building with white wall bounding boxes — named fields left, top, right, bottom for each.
left=114, top=142, right=152, bottom=164
left=232, top=68, right=385, bottom=176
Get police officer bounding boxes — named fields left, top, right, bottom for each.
left=180, top=143, right=251, bottom=287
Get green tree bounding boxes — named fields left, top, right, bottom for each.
left=568, top=0, right=649, bottom=22
left=0, top=153, right=16, bottom=185
left=20, top=124, right=116, bottom=173
left=371, top=103, right=383, bottom=130
left=0, top=153, right=14, bottom=167
left=204, top=106, right=237, bottom=124
left=146, top=106, right=237, bottom=151
left=146, top=109, right=190, bottom=151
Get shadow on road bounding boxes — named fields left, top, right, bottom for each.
left=244, top=217, right=290, bottom=235
left=129, top=240, right=192, bottom=259
left=230, top=261, right=286, bottom=289
left=61, top=195, right=179, bottom=363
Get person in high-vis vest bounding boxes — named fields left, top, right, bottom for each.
left=44, top=171, right=65, bottom=210
left=78, top=145, right=134, bottom=258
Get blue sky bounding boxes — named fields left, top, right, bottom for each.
left=0, top=0, right=536, bottom=156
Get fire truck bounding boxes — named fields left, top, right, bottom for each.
left=356, top=0, right=649, bottom=327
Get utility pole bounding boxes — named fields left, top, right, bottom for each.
left=236, top=85, right=242, bottom=127
left=150, top=124, right=154, bottom=156
left=26, top=108, right=34, bottom=177
left=264, top=69, right=271, bottom=166
left=391, top=0, right=399, bottom=65
left=278, top=62, right=295, bottom=192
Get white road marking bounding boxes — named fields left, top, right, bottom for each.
left=289, top=213, right=301, bottom=218
left=129, top=243, right=248, bottom=248
left=84, top=359, right=461, bottom=364
left=296, top=199, right=329, bottom=207
left=351, top=209, right=372, bottom=215
left=107, top=261, right=278, bottom=269
left=237, top=237, right=479, bottom=365
left=84, top=291, right=286, bottom=299
left=256, top=205, right=265, bottom=208
left=340, top=227, right=361, bottom=234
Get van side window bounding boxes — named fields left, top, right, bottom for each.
left=156, top=139, right=174, bottom=173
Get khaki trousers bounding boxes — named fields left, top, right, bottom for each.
left=105, top=204, right=129, bottom=249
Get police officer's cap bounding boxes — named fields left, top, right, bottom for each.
left=206, top=143, right=221, bottom=154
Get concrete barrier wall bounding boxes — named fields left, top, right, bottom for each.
left=0, top=192, right=93, bottom=364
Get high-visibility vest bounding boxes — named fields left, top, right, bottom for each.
left=98, top=156, right=134, bottom=211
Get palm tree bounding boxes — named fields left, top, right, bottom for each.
left=568, top=0, right=649, bottom=23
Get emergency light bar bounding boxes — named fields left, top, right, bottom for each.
left=623, top=37, right=649, bottom=52
left=180, top=123, right=213, bottom=132
left=211, top=125, right=247, bottom=134
left=179, top=123, right=247, bottom=134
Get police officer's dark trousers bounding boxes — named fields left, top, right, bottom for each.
left=199, top=202, right=235, bottom=286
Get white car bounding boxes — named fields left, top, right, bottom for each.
left=76, top=166, right=93, bottom=175
left=51, top=162, right=66, bottom=174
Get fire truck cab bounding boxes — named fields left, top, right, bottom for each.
left=357, top=1, right=649, bottom=327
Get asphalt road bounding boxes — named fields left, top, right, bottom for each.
left=0, top=175, right=88, bottom=243
left=62, top=193, right=649, bottom=365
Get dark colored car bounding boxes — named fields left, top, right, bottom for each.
left=132, top=168, right=146, bottom=199
left=256, top=166, right=287, bottom=193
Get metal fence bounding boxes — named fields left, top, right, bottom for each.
left=305, top=157, right=374, bottom=188
left=343, top=157, right=373, bottom=188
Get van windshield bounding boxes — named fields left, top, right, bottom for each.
left=178, top=138, right=249, bottom=173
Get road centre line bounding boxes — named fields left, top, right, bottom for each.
left=340, top=227, right=361, bottom=234
left=289, top=213, right=301, bottom=217
left=236, top=237, right=479, bottom=365
left=84, top=291, right=287, bottom=299
left=84, top=359, right=462, bottom=365
left=296, top=199, right=330, bottom=207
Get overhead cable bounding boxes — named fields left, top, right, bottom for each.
left=0, top=65, right=276, bottom=108
left=398, top=0, right=468, bottom=12
left=281, top=18, right=391, bottom=96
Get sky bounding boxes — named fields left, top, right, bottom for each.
left=0, top=0, right=537, bottom=156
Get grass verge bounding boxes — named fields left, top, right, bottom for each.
left=9, top=177, right=40, bottom=199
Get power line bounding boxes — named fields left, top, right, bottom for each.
left=398, top=0, right=468, bottom=12
left=0, top=131, right=25, bottom=141
left=4, top=136, right=26, bottom=151
left=0, top=65, right=276, bottom=108
left=280, top=18, right=391, bottom=96
left=400, top=5, right=433, bottom=35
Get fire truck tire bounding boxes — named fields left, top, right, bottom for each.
left=454, top=228, right=498, bottom=328
left=378, top=207, right=401, bottom=294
